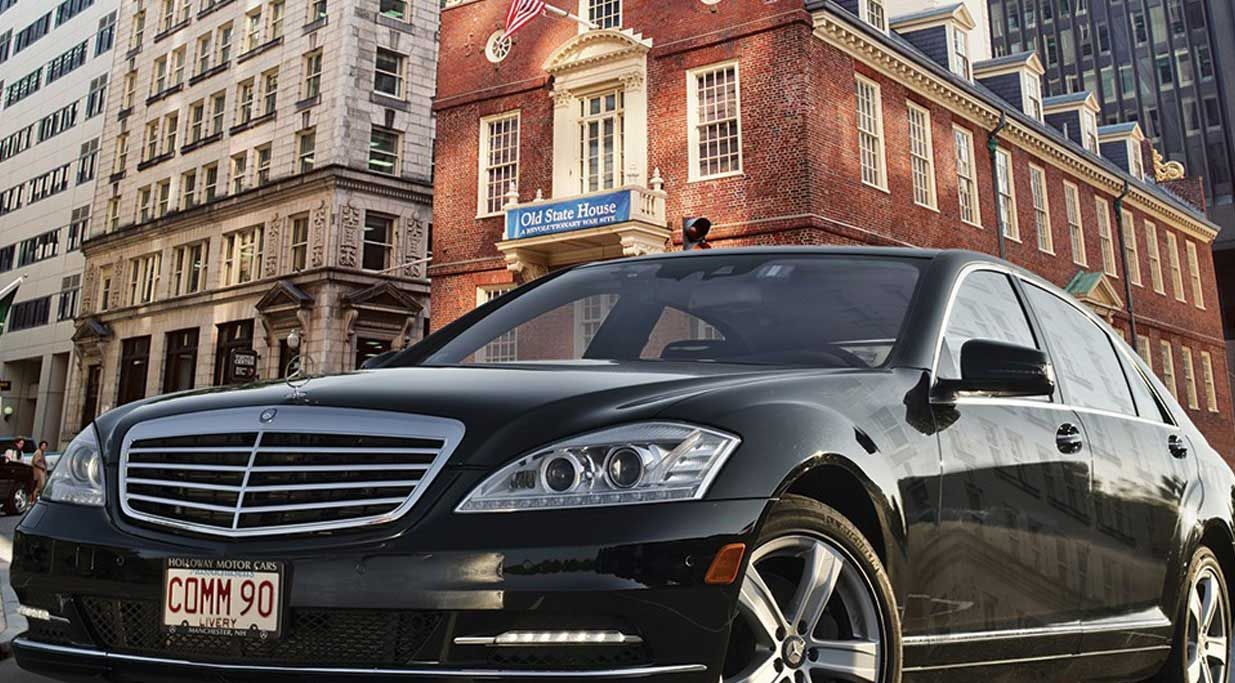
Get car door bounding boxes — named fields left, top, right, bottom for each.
left=1022, top=284, right=1186, bottom=649
left=929, top=269, right=1092, bottom=644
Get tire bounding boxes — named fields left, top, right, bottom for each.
left=722, top=494, right=902, bottom=683
left=3, top=487, right=28, bottom=515
left=1154, top=546, right=1230, bottom=683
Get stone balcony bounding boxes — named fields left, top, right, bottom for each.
left=496, top=172, right=670, bottom=281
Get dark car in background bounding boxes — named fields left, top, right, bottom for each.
left=8, top=248, right=1234, bottom=683
left=0, top=436, right=37, bottom=515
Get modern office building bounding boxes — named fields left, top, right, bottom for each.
left=65, top=0, right=438, bottom=443
left=432, top=0, right=1233, bottom=457
left=985, top=0, right=1233, bottom=230
left=0, top=0, right=120, bottom=447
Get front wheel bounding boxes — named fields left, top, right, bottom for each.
left=1156, top=546, right=1230, bottom=683
left=4, top=487, right=29, bottom=515
left=722, top=495, right=902, bottom=683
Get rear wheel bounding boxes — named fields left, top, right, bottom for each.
left=3, top=487, right=29, bottom=515
left=722, top=495, right=901, bottom=683
left=1156, top=547, right=1229, bottom=683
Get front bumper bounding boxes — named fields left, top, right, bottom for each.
left=11, top=497, right=768, bottom=682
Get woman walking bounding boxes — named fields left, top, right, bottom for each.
left=31, top=440, right=48, bottom=500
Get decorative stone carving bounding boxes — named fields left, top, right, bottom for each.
left=265, top=212, right=283, bottom=277
left=81, top=265, right=97, bottom=314
left=619, top=72, right=645, bottom=91
left=503, top=250, right=549, bottom=283
left=404, top=214, right=428, bottom=278
left=111, top=256, right=125, bottom=310
left=339, top=203, right=361, bottom=269
left=552, top=90, right=576, bottom=108
left=310, top=200, right=327, bottom=268
left=1153, top=150, right=1186, bottom=182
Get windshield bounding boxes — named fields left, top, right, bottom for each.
left=420, top=254, right=924, bottom=368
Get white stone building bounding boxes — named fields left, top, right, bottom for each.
left=0, top=0, right=120, bottom=447
left=67, top=0, right=438, bottom=442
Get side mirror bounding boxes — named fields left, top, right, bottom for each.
left=935, top=339, right=1055, bottom=401
left=360, top=349, right=400, bottom=370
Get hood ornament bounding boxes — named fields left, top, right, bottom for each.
left=284, top=354, right=312, bottom=402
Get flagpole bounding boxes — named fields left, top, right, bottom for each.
left=0, top=275, right=26, bottom=300
left=542, top=3, right=598, bottom=30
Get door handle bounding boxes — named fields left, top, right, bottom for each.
left=1056, top=423, right=1084, bottom=454
left=1168, top=434, right=1189, bottom=459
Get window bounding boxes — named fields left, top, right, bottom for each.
left=1096, top=197, right=1116, bottom=276
left=290, top=215, right=309, bottom=271
left=188, top=101, right=205, bottom=143
left=1029, top=165, right=1051, bottom=252
left=222, top=225, right=263, bottom=285
left=211, top=91, right=226, bottom=135
left=128, top=252, right=162, bottom=305
left=153, top=55, right=169, bottom=93
left=46, top=41, right=88, bottom=84
left=363, top=213, right=394, bottom=271
left=1025, top=285, right=1134, bottom=415
left=580, top=91, right=624, bottom=193
left=1181, top=346, right=1199, bottom=409
left=137, top=185, right=152, bottom=221
left=1197, top=45, right=1214, bottom=80
left=1064, top=182, right=1085, bottom=265
left=95, top=11, right=117, bottom=54
left=159, top=0, right=174, bottom=33
left=245, top=8, right=263, bottom=52
left=860, top=0, right=886, bottom=30
left=476, top=287, right=518, bottom=362
left=939, top=271, right=1037, bottom=380
left=196, top=33, right=212, bottom=74
left=1201, top=351, right=1218, bottom=412
left=1145, top=222, right=1164, bottom=294
left=297, top=128, right=316, bottom=173
left=256, top=144, right=272, bottom=185
left=57, top=275, right=80, bottom=322
left=231, top=152, right=248, bottom=193
left=1122, top=211, right=1141, bottom=286
left=995, top=148, right=1018, bottom=241
left=1023, top=73, right=1043, bottom=120
left=180, top=170, right=197, bottom=210
left=163, top=328, right=199, bottom=393
left=907, top=102, right=936, bottom=208
left=1166, top=231, right=1185, bottom=302
left=172, top=46, right=186, bottom=85
left=214, top=320, right=254, bottom=385
left=267, top=0, right=284, bottom=40
left=374, top=48, right=405, bottom=98
left=1159, top=341, right=1177, bottom=398
left=1185, top=240, right=1204, bottom=309
left=17, top=230, right=60, bottom=266
left=130, top=9, right=145, bottom=49
left=216, top=22, right=232, bottom=63
left=163, top=111, right=179, bottom=154
left=106, top=197, right=120, bottom=231
left=144, top=120, right=160, bottom=161
left=68, top=206, right=88, bottom=250
left=1176, top=49, right=1193, bottom=86
left=203, top=163, right=219, bottom=201
left=303, top=50, right=322, bottom=99
left=585, top=0, right=621, bottom=28
left=480, top=113, right=519, bottom=216
left=855, top=76, right=886, bottom=189
left=1137, top=335, right=1153, bottom=371
left=688, top=63, right=743, bottom=180
left=172, top=241, right=207, bottom=296
left=237, top=79, right=255, bottom=124
left=368, top=127, right=400, bottom=175
left=157, top=179, right=171, bottom=216
left=950, top=26, right=970, bottom=79
left=379, top=0, right=407, bottom=21
left=310, top=0, right=327, bottom=22
left=262, top=68, right=278, bottom=115
left=8, top=297, right=51, bottom=332
left=954, top=127, right=980, bottom=226
left=118, top=336, right=151, bottom=405
left=77, top=139, right=99, bottom=184
left=86, top=74, right=108, bottom=117
left=123, top=70, right=137, bottom=109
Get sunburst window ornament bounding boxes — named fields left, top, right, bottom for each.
left=486, top=31, right=513, bottom=64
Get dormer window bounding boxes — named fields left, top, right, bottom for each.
left=861, top=0, right=887, bottom=32
left=1129, top=141, right=1144, bottom=178
left=1081, top=110, right=1099, bottom=152
left=950, top=26, right=970, bottom=80
left=1023, top=73, right=1043, bottom=120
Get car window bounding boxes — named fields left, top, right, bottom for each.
left=939, top=270, right=1037, bottom=380
left=1117, top=347, right=1172, bottom=423
left=1024, top=284, right=1136, bottom=416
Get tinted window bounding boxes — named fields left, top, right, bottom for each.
left=1025, top=285, right=1135, bottom=415
left=1117, top=348, right=1171, bottom=423
left=939, top=270, right=1037, bottom=379
left=420, top=255, right=923, bottom=368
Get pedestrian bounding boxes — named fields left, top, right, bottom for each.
left=3, top=437, right=24, bottom=463
left=31, top=440, right=49, bottom=499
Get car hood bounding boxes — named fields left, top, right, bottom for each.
left=94, top=362, right=836, bottom=468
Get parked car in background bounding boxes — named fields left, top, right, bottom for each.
left=0, top=457, right=34, bottom=515
left=8, top=248, right=1235, bottom=683
left=0, top=436, right=35, bottom=461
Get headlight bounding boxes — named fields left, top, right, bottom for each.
left=42, top=426, right=104, bottom=507
left=457, top=422, right=739, bottom=513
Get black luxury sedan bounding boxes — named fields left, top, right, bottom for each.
left=10, top=248, right=1235, bottom=683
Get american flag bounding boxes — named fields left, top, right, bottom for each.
left=504, top=0, right=545, bottom=38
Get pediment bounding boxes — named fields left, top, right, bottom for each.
left=255, top=279, right=314, bottom=311
left=543, top=29, right=652, bottom=76
left=1065, top=270, right=1123, bottom=310
left=72, top=317, right=112, bottom=343
left=342, top=281, right=423, bottom=313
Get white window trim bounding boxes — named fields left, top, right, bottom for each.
left=1166, top=230, right=1186, bottom=302
left=686, top=60, right=744, bottom=183
left=1201, top=351, right=1218, bottom=412
left=859, top=0, right=888, bottom=32
left=1063, top=181, right=1086, bottom=266
left=1181, top=346, right=1199, bottom=410
left=476, top=110, right=521, bottom=219
left=1096, top=197, right=1117, bottom=277
left=855, top=74, right=888, bottom=193
left=374, top=47, right=406, bottom=100
left=1122, top=210, right=1142, bottom=287
left=906, top=101, right=937, bottom=210
left=1145, top=221, right=1165, bottom=294
left=1160, top=340, right=1177, bottom=399
left=947, top=25, right=971, bottom=80
left=995, top=148, right=1019, bottom=241
left=1028, top=163, right=1052, bottom=253
left=953, top=125, right=981, bottom=228
left=577, top=0, right=622, bottom=31
left=1186, top=240, right=1205, bottom=309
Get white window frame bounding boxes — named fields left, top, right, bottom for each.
left=1136, top=335, right=1153, bottom=371
left=128, top=251, right=162, bottom=306
left=1122, top=210, right=1141, bottom=286
left=477, top=111, right=520, bottom=218
left=948, top=25, right=970, bottom=80
left=579, top=0, right=622, bottom=30
left=476, top=286, right=518, bottom=362
left=1063, top=181, right=1085, bottom=266
left=954, top=126, right=980, bottom=227
left=290, top=214, right=309, bottom=272
left=906, top=101, right=936, bottom=209
left=1166, top=230, right=1185, bottom=302
left=1160, top=340, right=1177, bottom=399
left=1096, top=196, right=1116, bottom=277
left=687, top=61, right=744, bottom=183
left=1185, top=240, right=1205, bottom=309
left=995, top=148, right=1019, bottom=241
left=859, top=0, right=887, bottom=32
left=1145, top=221, right=1164, bottom=294
left=1023, top=72, right=1043, bottom=121
left=1181, top=346, right=1199, bottom=410
left=222, top=225, right=264, bottom=286
left=1028, top=164, right=1052, bottom=253
left=374, top=47, right=406, bottom=99
left=1201, top=351, right=1218, bottom=412
left=171, top=240, right=207, bottom=296
left=855, top=74, right=887, bottom=191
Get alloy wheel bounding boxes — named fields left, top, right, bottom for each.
left=12, top=489, right=29, bottom=514
left=1187, top=566, right=1229, bottom=683
left=725, top=534, right=884, bottom=683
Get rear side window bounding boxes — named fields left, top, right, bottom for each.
left=1117, top=348, right=1172, bottom=423
left=939, top=270, right=1037, bottom=379
left=1024, top=285, right=1136, bottom=416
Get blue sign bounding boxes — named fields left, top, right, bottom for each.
left=505, top=190, right=632, bottom=240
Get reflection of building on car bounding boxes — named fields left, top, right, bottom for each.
left=9, top=248, right=1235, bottom=683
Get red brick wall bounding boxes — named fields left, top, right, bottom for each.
left=431, top=0, right=1234, bottom=455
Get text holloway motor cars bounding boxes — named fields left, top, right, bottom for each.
left=9, top=247, right=1235, bottom=683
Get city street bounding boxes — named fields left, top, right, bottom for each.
left=0, top=513, right=51, bottom=682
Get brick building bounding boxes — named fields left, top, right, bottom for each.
left=66, top=0, right=439, bottom=441
left=432, top=0, right=1234, bottom=455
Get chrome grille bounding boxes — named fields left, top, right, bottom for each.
left=118, top=406, right=465, bottom=537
